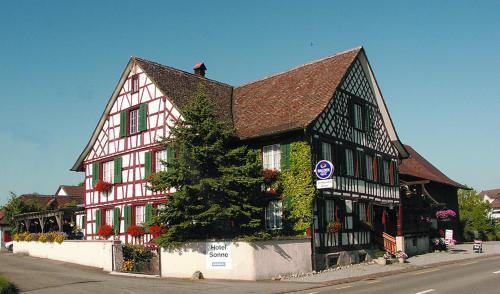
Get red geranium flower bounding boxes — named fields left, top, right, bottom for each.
left=149, top=224, right=167, bottom=238
left=127, top=225, right=145, bottom=237
left=95, top=180, right=113, bottom=192
left=98, top=224, right=114, bottom=239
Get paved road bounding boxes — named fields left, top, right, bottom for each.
left=2, top=252, right=499, bottom=294
left=0, top=252, right=313, bottom=294
left=292, top=255, right=500, bottom=294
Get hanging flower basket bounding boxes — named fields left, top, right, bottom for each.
left=327, top=221, right=342, bottom=233
left=95, top=180, right=113, bottom=192
left=436, top=209, right=456, bottom=220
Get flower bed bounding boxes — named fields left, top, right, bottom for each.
left=13, top=231, right=66, bottom=244
left=121, top=244, right=156, bottom=274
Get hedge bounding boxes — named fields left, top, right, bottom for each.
left=0, top=276, right=17, bottom=294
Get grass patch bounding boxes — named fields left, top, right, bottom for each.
left=0, top=276, right=17, bottom=294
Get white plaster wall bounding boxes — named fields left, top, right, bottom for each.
left=161, top=239, right=311, bottom=280
left=13, top=240, right=117, bottom=271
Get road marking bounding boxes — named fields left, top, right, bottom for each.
left=414, top=268, right=440, bottom=275
left=366, top=279, right=380, bottom=284
left=335, top=285, right=353, bottom=290
left=414, top=290, right=435, bottom=294
left=460, top=261, right=478, bottom=265
left=493, top=270, right=500, bottom=274
left=305, top=292, right=319, bottom=294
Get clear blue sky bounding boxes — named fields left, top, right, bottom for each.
left=1, top=1, right=499, bottom=205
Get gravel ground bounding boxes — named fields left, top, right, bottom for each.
left=283, top=241, right=500, bottom=283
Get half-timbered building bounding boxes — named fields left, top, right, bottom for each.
left=73, top=46, right=407, bottom=269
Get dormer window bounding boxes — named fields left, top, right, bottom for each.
left=131, top=75, right=139, bottom=93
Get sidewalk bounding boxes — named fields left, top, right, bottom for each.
left=283, top=241, right=500, bottom=283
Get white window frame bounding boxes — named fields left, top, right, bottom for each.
left=135, top=205, right=145, bottom=225
left=265, top=201, right=283, bottom=230
left=102, top=161, right=114, bottom=183
left=322, top=142, right=332, bottom=162
left=129, top=108, right=139, bottom=134
left=155, top=150, right=167, bottom=172
left=131, top=75, right=139, bottom=93
left=263, top=144, right=281, bottom=171
left=105, top=209, right=114, bottom=226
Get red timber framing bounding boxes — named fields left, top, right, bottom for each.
left=82, top=65, right=179, bottom=242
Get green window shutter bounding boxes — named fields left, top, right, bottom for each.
left=139, top=104, right=148, bottom=132
left=124, top=205, right=131, bottom=231
left=113, top=207, right=120, bottom=234
left=144, top=151, right=152, bottom=179
left=280, top=143, right=291, bottom=171
left=113, top=157, right=122, bottom=184
left=92, top=162, right=100, bottom=187
left=95, top=209, right=101, bottom=232
left=119, top=111, right=127, bottom=137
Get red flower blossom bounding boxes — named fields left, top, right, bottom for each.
left=95, top=180, right=113, bottom=192
left=127, top=225, right=145, bottom=237
left=98, top=224, right=114, bottom=239
left=149, top=224, right=167, bottom=238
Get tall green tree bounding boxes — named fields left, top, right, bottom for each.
left=458, top=189, right=495, bottom=241
left=148, top=86, right=265, bottom=247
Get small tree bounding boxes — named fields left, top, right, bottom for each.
left=148, top=86, right=265, bottom=247
left=458, top=189, right=495, bottom=241
left=2, top=192, right=43, bottom=233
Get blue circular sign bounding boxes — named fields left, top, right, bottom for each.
left=314, top=160, right=334, bottom=180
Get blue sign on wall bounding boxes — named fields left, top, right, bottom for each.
left=314, top=160, right=334, bottom=180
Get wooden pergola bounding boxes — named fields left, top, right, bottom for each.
left=13, top=208, right=83, bottom=233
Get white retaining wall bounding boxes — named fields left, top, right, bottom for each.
left=13, top=240, right=118, bottom=271
left=161, top=239, right=312, bottom=280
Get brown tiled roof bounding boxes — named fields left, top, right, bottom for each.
left=479, top=189, right=500, bottom=199
left=56, top=185, right=85, bottom=197
left=134, top=57, right=234, bottom=127
left=399, top=145, right=468, bottom=189
left=491, top=198, right=500, bottom=209
left=233, top=47, right=361, bottom=139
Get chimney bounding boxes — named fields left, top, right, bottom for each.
left=193, top=62, right=207, bottom=77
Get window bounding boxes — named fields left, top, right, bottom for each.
left=325, top=200, right=336, bottom=223
left=265, top=201, right=282, bottom=230
left=105, top=209, right=113, bottom=226
left=383, top=160, right=390, bottom=184
left=129, top=108, right=139, bottom=135
left=102, top=161, right=114, bottom=183
left=131, top=75, right=139, bottom=93
left=353, top=103, right=364, bottom=130
left=155, top=150, right=167, bottom=172
left=322, top=142, right=332, bottom=162
left=359, top=202, right=367, bottom=222
left=345, top=149, right=355, bottom=176
left=263, top=144, right=281, bottom=170
left=365, top=154, right=374, bottom=180
left=135, top=206, right=145, bottom=225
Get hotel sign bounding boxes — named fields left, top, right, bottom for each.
left=206, top=242, right=232, bottom=269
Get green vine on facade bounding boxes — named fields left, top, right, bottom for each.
left=276, top=141, right=316, bottom=233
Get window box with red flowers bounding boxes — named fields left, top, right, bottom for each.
left=127, top=225, right=145, bottom=238
left=98, top=224, right=114, bottom=240
left=95, top=180, right=113, bottom=192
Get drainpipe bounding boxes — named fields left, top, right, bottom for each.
left=305, top=126, right=317, bottom=271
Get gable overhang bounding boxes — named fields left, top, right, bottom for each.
left=71, top=58, right=136, bottom=172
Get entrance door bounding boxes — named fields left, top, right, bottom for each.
left=4, top=230, right=12, bottom=242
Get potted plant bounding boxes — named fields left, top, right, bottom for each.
left=435, top=209, right=456, bottom=221
left=396, top=251, right=408, bottom=263
left=327, top=220, right=342, bottom=233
